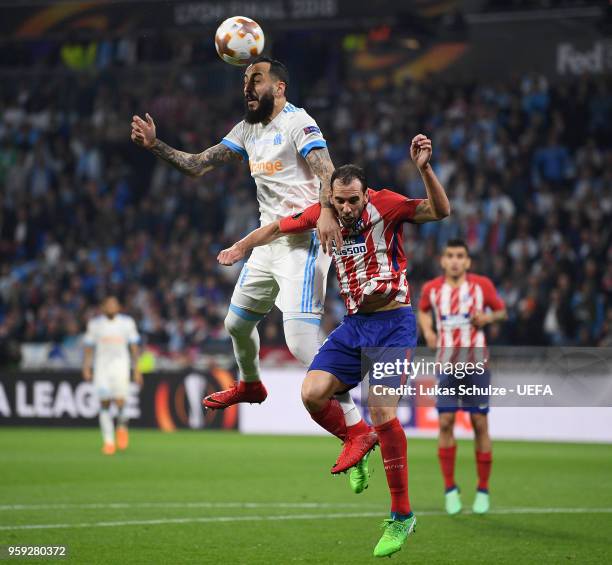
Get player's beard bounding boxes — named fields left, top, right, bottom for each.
left=244, top=89, right=275, bottom=124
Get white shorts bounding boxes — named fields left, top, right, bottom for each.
left=94, top=367, right=130, bottom=400
left=231, top=231, right=332, bottom=319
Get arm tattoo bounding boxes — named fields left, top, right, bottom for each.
left=305, top=147, right=335, bottom=208
left=151, top=141, right=241, bottom=177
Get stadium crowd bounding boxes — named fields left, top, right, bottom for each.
left=0, top=59, right=610, bottom=362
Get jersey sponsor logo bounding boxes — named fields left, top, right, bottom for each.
left=343, top=235, right=365, bottom=245
left=249, top=160, right=284, bottom=175
left=303, top=125, right=321, bottom=135
left=99, top=336, right=127, bottom=344
left=333, top=235, right=366, bottom=257
left=440, top=313, right=470, bottom=328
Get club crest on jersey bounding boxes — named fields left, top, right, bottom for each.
left=353, top=218, right=365, bottom=232
left=273, top=133, right=282, bottom=145
left=303, top=125, right=321, bottom=135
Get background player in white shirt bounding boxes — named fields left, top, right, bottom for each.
left=131, top=57, right=373, bottom=489
left=82, top=296, right=142, bottom=455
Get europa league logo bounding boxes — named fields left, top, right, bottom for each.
left=154, top=369, right=239, bottom=431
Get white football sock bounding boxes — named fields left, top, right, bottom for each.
left=337, top=392, right=362, bottom=426
left=225, top=305, right=264, bottom=382
left=117, top=404, right=128, bottom=428
left=283, top=316, right=363, bottom=427
left=99, top=408, right=115, bottom=445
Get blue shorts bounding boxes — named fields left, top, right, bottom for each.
left=436, top=370, right=491, bottom=414
left=309, top=306, right=417, bottom=388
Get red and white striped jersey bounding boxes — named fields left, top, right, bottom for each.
left=279, top=188, right=424, bottom=314
left=418, top=274, right=505, bottom=360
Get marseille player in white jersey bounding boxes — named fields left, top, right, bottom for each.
left=82, top=296, right=142, bottom=455
left=131, top=57, right=371, bottom=489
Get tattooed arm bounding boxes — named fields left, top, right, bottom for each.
left=305, top=146, right=335, bottom=209
left=304, top=147, right=343, bottom=254
left=150, top=140, right=240, bottom=177
left=131, top=113, right=241, bottom=177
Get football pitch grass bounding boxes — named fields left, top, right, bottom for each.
left=1, top=429, right=611, bottom=564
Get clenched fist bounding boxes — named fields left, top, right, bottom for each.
left=410, top=134, right=432, bottom=171
left=218, top=243, right=246, bottom=266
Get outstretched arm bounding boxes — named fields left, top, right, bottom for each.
left=218, top=200, right=321, bottom=265
left=218, top=222, right=283, bottom=266
left=305, top=147, right=343, bottom=254
left=131, top=113, right=241, bottom=177
left=410, top=134, right=451, bottom=223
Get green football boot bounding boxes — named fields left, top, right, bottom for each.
left=348, top=451, right=371, bottom=494
left=445, top=487, right=462, bottom=515
left=472, top=490, right=490, bottom=514
left=373, top=515, right=417, bottom=558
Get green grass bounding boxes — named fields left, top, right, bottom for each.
left=0, top=429, right=611, bottom=564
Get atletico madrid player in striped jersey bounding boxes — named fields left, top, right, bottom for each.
left=218, top=134, right=450, bottom=558
left=417, top=239, right=507, bottom=515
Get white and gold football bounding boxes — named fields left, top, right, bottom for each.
left=215, top=16, right=265, bottom=66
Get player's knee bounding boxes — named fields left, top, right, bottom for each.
left=100, top=400, right=111, bottom=410
left=439, top=414, right=455, bottom=436
left=224, top=310, right=257, bottom=337
left=471, top=413, right=488, bottom=436
left=285, top=336, right=318, bottom=367
left=368, top=405, right=395, bottom=426
left=301, top=374, right=326, bottom=413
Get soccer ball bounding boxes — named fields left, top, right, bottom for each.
left=215, top=16, right=265, bottom=66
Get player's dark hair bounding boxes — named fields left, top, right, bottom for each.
left=251, top=56, right=289, bottom=89
left=331, top=164, right=367, bottom=192
left=445, top=238, right=469, bottom=255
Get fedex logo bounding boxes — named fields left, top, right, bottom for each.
left=250, top=160, right=284, bottom=175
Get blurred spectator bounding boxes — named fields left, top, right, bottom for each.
left=0, top=55, right=610, bottom=354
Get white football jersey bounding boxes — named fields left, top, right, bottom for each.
left=83, top=314, right=140, bottom=377
left=221, top=101, right=327, bottom=226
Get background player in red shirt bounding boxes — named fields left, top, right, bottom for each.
left=218, top=134, right=450, bottom=557
left=417, top=240, right=507, bottom=515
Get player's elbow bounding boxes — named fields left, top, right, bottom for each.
left=437, top=201, right=451, bottom=219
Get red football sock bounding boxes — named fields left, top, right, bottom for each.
left=346, top=418, right=371, bottom=439
left=476, top=450, right=492, bottom=491
left=310, top=399, right=347, bottom=441
left=438, top=445, right=457, bottom=491
left=374, top=418, right=411, bottom=515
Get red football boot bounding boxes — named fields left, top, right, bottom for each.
left=331, top=430, right=378, bottom=474
left=202, top=380, right=268, bottom=410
